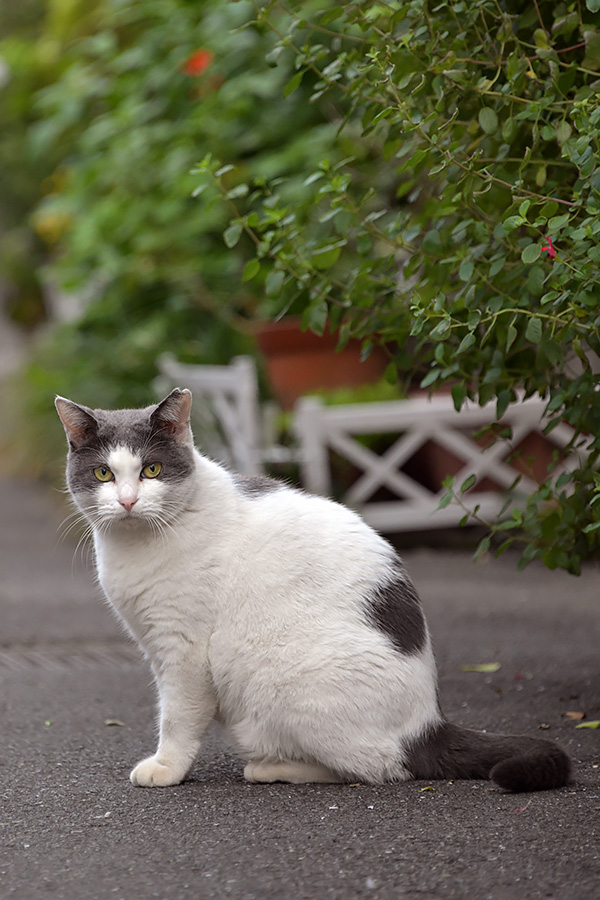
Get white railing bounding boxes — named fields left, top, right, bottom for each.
left=294, top=393, right=584, bottom=532
left=156, top=354, right=588, bottom=533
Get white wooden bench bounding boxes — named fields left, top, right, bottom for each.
left=293, top=393, right=584, bottom=532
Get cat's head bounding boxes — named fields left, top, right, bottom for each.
left=55, top=389, right=195, bottom=530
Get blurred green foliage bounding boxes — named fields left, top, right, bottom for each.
left=1, top=0, right=344, bottom=474
left=0, top=0, right=103, bottom=327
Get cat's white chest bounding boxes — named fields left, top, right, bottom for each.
left=93, top=527, right=215, bottom=656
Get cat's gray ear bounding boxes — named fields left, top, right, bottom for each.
left=55, top=397, right=98, bottom=450
left=150, top=388, right=192, bottom=443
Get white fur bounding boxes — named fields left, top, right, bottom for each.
left=88, top=446, right=441, bottom=787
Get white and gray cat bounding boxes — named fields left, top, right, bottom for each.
left=56, top=388, right=571, bottom=792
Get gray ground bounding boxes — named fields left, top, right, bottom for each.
left=1, top=474, right=599, bottom=900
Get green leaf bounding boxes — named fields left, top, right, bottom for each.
left=457, top=332, right=476, bottom=353
left=384, top=362, right=397, bottom=384
left=535, top=165, right=547, bottom=188
left=525, top=316, right=542, bottom=343
left=283, top=71, right=304, bottom=97
left=306, top=299, right=328, bottom=336
left=496, top=389, right=512, bottom=419
left=460, top=662, right=501, bottom=673
left=265, top=269, right=285, bottom=296
left=241, top=259, right=260, bottom=282
left=420, top=369, right=440, bottom=388
left=451, top=383, right=467, bottom=411
left=548, top=213, right=570, bottom=233
left=478, top=107, right=498, bottom=135
left=223, top=223, right=243, bottom=248
left=583, top=30, right=600, bottom=70
left=460, top=474, right=476, bottom=494
left=506, top=321, right=518, bottom=352
left=575, top=720, right=600, bottom=728
left=489, top=257, right=505, bottom=278
left=459, top=258, right=474, bottom=281
left=518, top=200, right=530, bottom=218
left=473, top=535, right=491, bottom=561
left=226, top=184, right=249, bottom=200
left=437, top=490, right=454, bottom=510
left=320, top=8, right=344, bottom=25
left=521, top=243, right=541, bottom=264
left=422, top=229, right=442, bottom=253
left=502, top=215, right=524, bottom=233
left=312, top=245, right=341, bottom=269
left=582, top=522, right=600, bottom=533
left=555, top=122, right=572, bottom=146
left=587, top=0, right=600, bottom=10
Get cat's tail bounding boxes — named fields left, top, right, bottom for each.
left=405, top=720, right=571, bottom=792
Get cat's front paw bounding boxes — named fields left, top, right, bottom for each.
left=130, top=755, right=185, bottom=787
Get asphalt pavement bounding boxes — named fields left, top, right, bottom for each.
left=1, top=473, right=599, bottom=900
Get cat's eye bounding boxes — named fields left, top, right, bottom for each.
left=142, top=462, right=162, bottom=479
left=93, top=466, right=114, bottom=482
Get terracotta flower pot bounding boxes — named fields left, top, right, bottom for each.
left=255, top=318, right=389, bottom=409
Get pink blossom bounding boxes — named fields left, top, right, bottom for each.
left=541, top=236, right=556, bottom=260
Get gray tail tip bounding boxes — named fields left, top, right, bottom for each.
left=490, top=745, right=572, bottom=792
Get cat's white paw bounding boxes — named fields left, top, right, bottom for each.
left=130, top=755, right=185, bottom=787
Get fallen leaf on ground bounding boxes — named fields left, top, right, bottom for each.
left=460, top=663, right=501, bottom=673
left=564, top=711, right=585, bottom=721
left=538, top=723, right=551, bottom=730
left=104, top=719, right=125, bottom=727
left=576, top=720, right=600, bottom=729
left=419, top=786, right=434, bottom=792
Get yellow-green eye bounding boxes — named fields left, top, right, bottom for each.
left=142, top=462, right=162, bottom=479
left=94, top=466, right=114, bottom=482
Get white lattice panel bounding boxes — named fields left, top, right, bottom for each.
left=294, top=394, right=586, bottom=532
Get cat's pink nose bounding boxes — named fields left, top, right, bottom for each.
left=119, top=498, right=137, bottom=513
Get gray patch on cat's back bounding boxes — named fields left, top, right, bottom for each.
left=365, top=561, right=427, bottom=656
left=234, top=474, right=282, bottom=497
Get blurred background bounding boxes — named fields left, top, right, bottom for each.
left=0, top=0, right=404, bottom=484
left=1, top=0, right=598, bottom=570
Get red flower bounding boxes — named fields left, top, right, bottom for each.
left=541, top=236, right=556, bottom=260
left=182, top=49, right=213, bottom=76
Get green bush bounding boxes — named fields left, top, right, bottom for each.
left=6, top=0, right=348, bottom=475
left=0, top=0, right=103, bottom=327
left=195, top=0, right=600, bottom=573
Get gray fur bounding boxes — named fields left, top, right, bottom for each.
left=234, top=474, right=282, bottom=497
left=404, top=720, right=572, bottom=791
left=57, top=394, right=194, bottom=497
left=365, top=562, right=427, bottom=656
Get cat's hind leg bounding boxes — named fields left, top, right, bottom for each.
left=244, top=759, right=344, bottom=784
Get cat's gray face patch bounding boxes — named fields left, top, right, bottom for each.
left=365, top=561, right=427, bottom=656
left=67, top=409, right=193, bottom=495
left=58, top=394, right=195, bottom=502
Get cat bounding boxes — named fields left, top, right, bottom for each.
left=55, top=388, right=571, bottom=792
